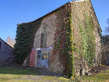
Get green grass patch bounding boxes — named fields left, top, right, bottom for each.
left=0, top=66, right=39, bottom=82
left=0, top=66, right=109, bottom=82
left=81, top=70, right=109, bottom=82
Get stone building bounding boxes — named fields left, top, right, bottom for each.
left=15, top=0, right=102, bottom=76
left=0, top=38, right=14, bottom=65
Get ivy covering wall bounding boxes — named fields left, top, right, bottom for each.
left=52, top=4, right=74, bottom=78
left=52, top=3, right=96, bottom=78
left=78, top=14, right=95, bottom=67
left=14, top=20, right=42, bottom=64
left=14, top=1, right=101, bottom=78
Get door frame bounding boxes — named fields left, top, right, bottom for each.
left=36, top=47, right=53, bottom=68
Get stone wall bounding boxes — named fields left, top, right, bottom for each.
left=71, top=0, right=102, bottom=76
left=33, top=13, right=57, bottom=49
left=20, top=0, right=102, bottom=76
left=0, top=38, right=14, bottom=65
left=33, top=9, right=66, bottom=74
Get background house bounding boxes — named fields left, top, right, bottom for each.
left=102, top=35, right=109, bottom=65
left=0, top=38, right=14, bottom=65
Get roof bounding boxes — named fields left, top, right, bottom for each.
left=0, top=38, right=13, bottom=49
left=20, top=2, right=71, bottom=24
left=19, top=0, right=101, bottom=32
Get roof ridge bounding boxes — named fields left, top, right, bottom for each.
left=0, top=37, right=13, bottom=49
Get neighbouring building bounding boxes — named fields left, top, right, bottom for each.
left=0, top=38, right=14, bottom=65
left=15, top=0, right=102, bottom=76
left=102, top=35, right=109, bottom=65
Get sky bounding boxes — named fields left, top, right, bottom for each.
left=0, top=0, right=109, bottom=41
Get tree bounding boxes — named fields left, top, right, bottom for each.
left=106, top=18, right=109, bottom=32
left=6, top=36, right=15, bottom=47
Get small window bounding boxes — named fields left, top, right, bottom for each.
left=40, top=32, right=47, bottom=48
left=37, top=50, right=41, bottom=59
left=42, top=50, right=49, bottom=60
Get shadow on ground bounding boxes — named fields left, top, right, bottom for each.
left=0, top=64, right=64, bottom=77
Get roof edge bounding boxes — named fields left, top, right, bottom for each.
left=20, top=2, right=72, bottom=25
left=0, top=38, right=13, bottom=49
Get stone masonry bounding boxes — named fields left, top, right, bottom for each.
left=19, top=0, right=102, bottom=76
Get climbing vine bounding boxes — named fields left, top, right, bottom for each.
left=78, top=14, right=96, bottom=67
left=52, top=4, right=74, bottom=78
left=14, top=1, right=99, bottom=78
left=14, top=19, right=42, bottom=64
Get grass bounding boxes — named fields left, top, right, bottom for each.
left=0, top=65, right=69, bottom=82
left=81, top=71, right=109, bottom=82
left=0, top=65, right=109, bottom=82
left=0, top=65, right=40, bottom=82
left=74, top=66, right=109, bottom=82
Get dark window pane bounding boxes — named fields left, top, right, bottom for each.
left=40, top=33, right=47, bottom=48
left=40, top=33, right=44, bottom=47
